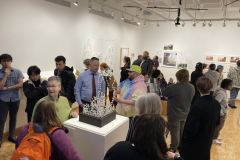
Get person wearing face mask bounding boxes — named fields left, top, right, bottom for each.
left=23, top=66, right=48, bottom=123
left=74, top=57, right=106, bottom=113
left=114, top=65, right=147, bottom=122
left=216, top=65, right=224, bottom=87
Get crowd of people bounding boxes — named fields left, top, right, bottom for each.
left=0, top=51, right=239, bottom=160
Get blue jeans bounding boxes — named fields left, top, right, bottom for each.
left=230, top=88, right=240, bottom=106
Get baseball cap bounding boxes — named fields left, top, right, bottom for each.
left=196, top=62, right=202, bottom=67
left=127, top=65, right=141, bottom=74
left=217, top=65, right=223, bottom=69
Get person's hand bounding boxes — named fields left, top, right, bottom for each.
left=2, top=87, right=7, bottom=90
left=230, top=99, right=236, bottom=104
left=114, top=97, right=124, bottom=103
left=167, top=151, right=180, bottom=159
left=4, top=68, right=11, bottom=76
left=72, top=112, right=78, bottom=118
left=169, top=78, right=174, bottom=84
left=79, top=104, right=85, bottom=107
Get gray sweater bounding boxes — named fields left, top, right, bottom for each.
left=214, top=87, right=229, bottom=115
left=204, top=70, right=220, bottom=92
left=162, top=83, right=195, bottom=121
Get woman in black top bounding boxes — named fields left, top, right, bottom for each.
left=190, top=62, right=203, bottom=106
left=105, top=114, right=183, bottom=160
left=120, top=56, right=131, bottom=83
left=23, top=66, right=48, bottom=122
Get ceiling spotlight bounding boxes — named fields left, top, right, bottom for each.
left=222, top=21, right=226, bottom=27
left=208, top=21, right=212, bottom=27
left=88, top=3, right=92, bottom=10
left=202, top=21, right=206, bottom=27
left=193, top=21, right=196, bottom=27
left=182, top=21, right=185, bottom=27
left=74, top=0, right=78, bottom=6
left=137, top=20, right=141, bottom=25
left=143, top=21, right=146, bottom=26
left=238, top=21, right=240, bottom=27
left=157, top=22, right=160, bottom=27
left=112, top=10, right=115, bottom=17
left=131, top=17, right=134, bottom=23
left=121, top=13, right=124, bottom=20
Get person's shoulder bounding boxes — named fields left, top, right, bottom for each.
left=112, top=141, right=132, bottom=149
left=23, top=80, right=29, bottom=85
left=12, top=68, right=23, bottom=74
left=59, top=96, right=68, bottom=102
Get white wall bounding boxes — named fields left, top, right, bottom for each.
left=0, top=0, right=143, bottom=133
left=141, top=18, right=240, bottom=99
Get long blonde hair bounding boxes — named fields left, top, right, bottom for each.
left=33, top=100, right=66, bottom=132
left=135, top=93, right=162, bottom=115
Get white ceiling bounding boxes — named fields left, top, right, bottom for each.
left=87, top=0, right=240, bottom=21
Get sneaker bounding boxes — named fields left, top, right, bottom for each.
left=217, top=137, right=221, bottom=140
left=231, top=106, right=237, bottom=108
left=213, top=139, right=221, bottom=145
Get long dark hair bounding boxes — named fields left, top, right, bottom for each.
left=33, top=100, right=66, bottom=132
left=160, top=73, right=167, bottom=87
left=132, top=114, right=168, bottom=159
left=123, top=56, right=131, bottom=73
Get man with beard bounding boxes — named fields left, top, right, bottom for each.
left=140, top=51, right=153, bottom=76
left=114, top=65, right=147, bottom=122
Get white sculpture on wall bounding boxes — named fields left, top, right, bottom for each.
left=83, top=39, right=92, bottom=61
left=105, top=47, right=114, bottom=69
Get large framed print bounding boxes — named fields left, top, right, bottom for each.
left=228, top=56, right=240, bottom=64
left=204, top=54, right=215, bottom=63
left=215, top=55, right=228, bottom=63
left=120, top=47, right=129, bottom=68
left=163, top=51, right=177, bottom=68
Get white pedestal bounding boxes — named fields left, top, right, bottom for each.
left=63, top=115, right=129, bottom=160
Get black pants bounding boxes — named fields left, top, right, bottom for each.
left=27, top=112, right=32, bottom=123
left=0, top=100, right=20, bottom=141
left=109, top=91, right=117, bottom=107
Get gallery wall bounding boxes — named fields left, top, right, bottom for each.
left=0, top=0, right=143, bottom=133
left=141, top=13, right=240, bottom=99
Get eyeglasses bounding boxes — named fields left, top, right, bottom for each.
left=47, top=86, right=57, bottom=89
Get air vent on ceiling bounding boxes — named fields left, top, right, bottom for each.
left=143, top=10, right=152, bottom=16
left=44, top=0, right=71, bottom=8
left=89, top=9, right=114, bottom=20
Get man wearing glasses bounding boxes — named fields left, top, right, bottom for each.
left=31, top=76, right=78, bottom=123
left=0, top=54, right=24, bottom=148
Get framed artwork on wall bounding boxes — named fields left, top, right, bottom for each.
left=227, top=64, right=236, bottom=72
left=164, top=44, right=173, bottom=50
left=163, top=51, right=178, bottom=68
left=120, top=47, right=129, bottom=68
left=228, top=56, right=240, bottom=64
left=204, top=54, right=215, bottom=63
left=215, top=55, right=228, bottom=63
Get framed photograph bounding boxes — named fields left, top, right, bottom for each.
left=227, top=64, right=236, bottom=72
left=163, top=51, right=177, bottom=68
left=120, top=47, right=129, bottom=68
left=164, top=44, right=173, bottom=50
left=216, top=55, right=228, bottom=63
left=228, top=56, right=240, bottom=64
left=204, top=54, right=215, bottom=63
left=177, top=63, right=187, bottom=70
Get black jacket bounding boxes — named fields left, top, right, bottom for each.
left=54, top=66, right=76, bottom=103
left=132, top=59, right=142, bottom=66
left=23, top=78, right=48, bottom=113
left=180, top=95, right=221, bottom=160
left=140, top=58, right=153, bottom=76
left=120, top=67, right=129, bottom=83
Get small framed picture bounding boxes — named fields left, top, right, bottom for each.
left=204, top=54, right=215, bottom=63
left=215, top=55, right=228, bottom=63
left=228, top=56, right=240, bottom=64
